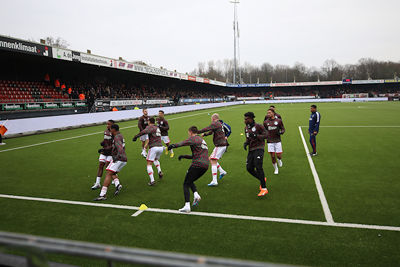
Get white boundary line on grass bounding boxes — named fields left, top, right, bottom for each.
left=300, top=125, right=400, bottom=128
left=0, top=106, right=237, bottom=153
left=0, top=194, right=399, bottom=232
left=298, top=126, right=334, bottom=223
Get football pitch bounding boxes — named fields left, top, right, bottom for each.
left=0, top=102, right=399, bottom=266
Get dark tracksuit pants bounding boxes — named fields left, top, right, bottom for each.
left=309, top=133, right=317, bottom=154
left=246, top=149, right=266, bottom=188
left=183, top=166, right=208, bottom=202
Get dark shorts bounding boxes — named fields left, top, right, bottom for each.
left=247, top=149, right=264, bottom=167
left=184, top=166, right=208, bottom=185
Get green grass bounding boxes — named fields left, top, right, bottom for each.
left=0, top=102, right=399, bottom=266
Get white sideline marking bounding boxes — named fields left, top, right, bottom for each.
left=0, top=106, right=237, bottom=153
left=298, top=126, right=334, bottom=223
left=131, top=210, right=144, bottom=217
left=0, top=194, right=399, bottom=232
left=300, top=125, right=400, bottom=128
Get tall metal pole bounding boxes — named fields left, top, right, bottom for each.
left=231, top=0, right=239, bottom=84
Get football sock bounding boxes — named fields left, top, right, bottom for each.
left=194, top=191, right=200, bottom=199
left=273, top=163, right=278, bottom=170
left=217, top=163, right=226, bottom=174
left=211, top=165, right=218, bottom=183
left=113, top=178, right=120, bottom=187
left=100, top=186, right=108, bottom=197
left=184, top=202, right=190, bottom=208
left=147, top=165, right=155, bottom=183
left=95, top=177, right=101, bottom=185
left=154, top=160, right=162, bottom=173
left=170, top=149, right=174, bottom=153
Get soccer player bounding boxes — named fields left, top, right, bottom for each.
left=168, top=126, right=209, bottom=213
left=243, top=112, right=268, bottom=196
left=309, top=105, right=321, bottom=156
left=264, top=105, right=282, bottom=121
left=264, top=109, right=285, bottom=174
left=94, top=124, right=126, bottom=201
left=92, top=120, right=115, bottom=190
left=133, top=117, right=164, bottom=185
left=138, top=108, right=150, bottom=158
left=157, top=110, right=174, bottom=158
left=198, top=113, right=228, bottom=186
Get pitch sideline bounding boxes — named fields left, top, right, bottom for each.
left=0, top=106, right=238, bottom=153
left=298, top=126, right=334, bottom=223
left=0, top=194, right=399, bottom=232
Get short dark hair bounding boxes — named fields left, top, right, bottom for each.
left=189, top=126, right=198, bottom=134
left=159, top=110, right=164, bottom=114
left=311, top=105, right=317, bottom=109
left=108, top=120, right=115, bottom=124
left=268, top=108, right=275, bottom=114
left=149, top=117, right=156, bottom=124
left=111, top=124, right=119, bottom=131
left=269, top=105, right=275, bottom=108
left=244, top=112, right=255, bottom=119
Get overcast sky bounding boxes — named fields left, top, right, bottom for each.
left=1, top=0, right=399, bottom=73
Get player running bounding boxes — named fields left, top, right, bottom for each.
left=264, top=108, right=285, bottom=174
left=168, top=126, right=209, bottom=213
left=157, top=110, right=174, bottom=158
left=138, top=108, right=150, bottom=158
left=243, top=112, right=268, bottom=196
left=92, top=120, right=115, bottom=190
left=133, top=117, right=164, bottom=186
left=309, top=105, right=321, bottom=156
left=94, top=124, right=126, bottom=201
left=198, top=113, right=228, bottom=186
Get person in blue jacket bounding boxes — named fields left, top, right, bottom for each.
left=308, top=105, right=321, bottom=156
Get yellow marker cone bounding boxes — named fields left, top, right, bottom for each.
left=240, top=133, right=244, bottom=135
left=139, top=204, right=148, bottom=210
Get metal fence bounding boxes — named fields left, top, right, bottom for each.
left=0, top=231, right=291, bottom=267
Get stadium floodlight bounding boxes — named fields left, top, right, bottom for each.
left=230, top=0, right=241, bottom=84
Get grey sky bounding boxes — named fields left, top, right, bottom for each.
left=1, top=0, right=399, bottom=73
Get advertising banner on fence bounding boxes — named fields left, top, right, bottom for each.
left=0, top=35, right=52, bottom=57
left=384, top=79, right=400, bottom=83
left=110, top=100, right=143, bottom=106
left=145, top=99, right=169, bottom=105
left=25, top=103, right=42, bottom=110
left=52, top=47, right=72, bottom=61
left=352, top=79, right=384, bottom=84
left=72, top=51, right=81, bottom=62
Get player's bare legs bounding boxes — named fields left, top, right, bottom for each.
left=208, top=158, right=219, bottom=186
left=94, top=170, right=121, bottom=200
left=147, top=160, right=156, bottom=186
left=92, top=161, right=106, bottom=189
left=154, top=159, right=163, bottom=179
left=276, top=152, right=283, bottom=167
left=141, top=139, right=149, bottom=157
left=269, top=152, right=279, bottom=174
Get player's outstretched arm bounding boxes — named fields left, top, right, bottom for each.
left=133, top=128, right=150, bottom=141
left=178, top=155, right=193, bottom=161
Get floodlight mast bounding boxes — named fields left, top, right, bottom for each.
left=230, top=0, right=240, bottom=84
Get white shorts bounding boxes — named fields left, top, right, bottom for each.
left=106, top=160, right=127, bottom=173
left=161, top=136, right=170, bottom=144
left=267, top=142, right=283, bottom=153
left=140, top=134, right=149, bottom=142
left=210, top=146, right=227, bottom=160
left=99, top=154, right=113, bottom=163
left=146, top=146, right=164, bottom=162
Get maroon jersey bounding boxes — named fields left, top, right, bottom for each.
left=135, top=125, right=163, bottom=148
left=175, top=136, right=209, bottom=169
left=112, top=133, right=127, bottom=162
left=244, top=123, right=268, bottom=151
left=264, top=113, right=282, bottom=122
left=264, top=118, right=285, bottom=143
left=198, top=121, right=228, bottom=147
left=138, top=115, right=149, bottom=131
left=101, top=129, right=113, bottom=156
left=156, top=117, right=169, bottom=136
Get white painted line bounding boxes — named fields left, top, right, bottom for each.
left=300, top=125, right=400, bottom=128
left=131, top=210, right=144, bottom=217
left=0, top=106, right=237, bottom=153
left=0, top=194, right=399, bottom=232
left=298, top=126, right=334, bottom=223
